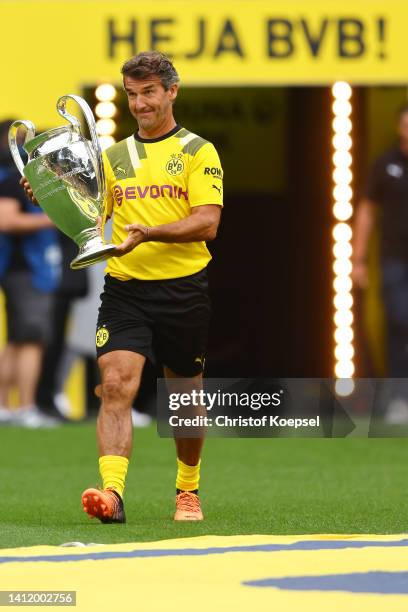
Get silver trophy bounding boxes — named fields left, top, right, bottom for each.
left=8, top=94, right=116, bottom=269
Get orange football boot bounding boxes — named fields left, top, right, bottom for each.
left=82, top=487, right=126, bottom=524
left=174, top=491, right=203, bottom=521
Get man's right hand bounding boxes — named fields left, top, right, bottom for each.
left=19, top=177, right=38, bottom=205
left=351, top=261, right=369, bottom=289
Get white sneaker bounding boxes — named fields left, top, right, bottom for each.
left=131, top=409, right=152, bottom=428
left=384, top=398, right=408, bottom=425
left=11, top=406, right=59, bottom=429
left=0, top=406, right=13, bottom=424
left=54, top=392, right=72, bottom=418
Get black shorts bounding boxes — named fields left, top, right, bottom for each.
left=1, top=270, right=53, bottom=344
left=96, top=269, right=211, bottom=377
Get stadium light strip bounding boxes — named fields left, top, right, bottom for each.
left=94, top=83, right=118, bottom=150
left=331, top=81, right=355, bottom=397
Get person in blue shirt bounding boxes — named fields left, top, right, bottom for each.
left=0, top=120, right=61, bottom=428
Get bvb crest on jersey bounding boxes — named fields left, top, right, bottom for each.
left=166, top=153, right=184, bottom=176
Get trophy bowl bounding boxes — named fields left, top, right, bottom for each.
left=8, top=94, right=116, bottom=269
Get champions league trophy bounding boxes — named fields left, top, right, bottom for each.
left=8, top=94, right=116, bottom=269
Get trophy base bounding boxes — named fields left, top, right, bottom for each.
left=70, top=241, right=117, bottom=269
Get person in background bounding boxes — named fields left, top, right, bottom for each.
left=353, top=104, right=408, bottom=423
left=0, top=120, right=60, bottom=427
left=35, top=231, right=88, bottom=419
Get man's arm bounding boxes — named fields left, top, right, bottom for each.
left=0, top=198, right=54, bottom=233
left=114, top=204, right=221, bottom=256
left=351, top=198, right=376, bottom=289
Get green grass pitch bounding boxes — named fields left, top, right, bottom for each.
left=0, top=424, right=407, bottom=549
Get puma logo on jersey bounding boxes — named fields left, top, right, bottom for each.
left=212, top=184, right=222, bottom=194
left=116, top=166, right=127, bottom=175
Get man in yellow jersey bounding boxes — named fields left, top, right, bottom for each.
left=79, top=51, right=223, bottom=523
left=22, top=52, right=222, bottom=523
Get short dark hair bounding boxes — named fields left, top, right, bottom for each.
left=121, top=51, right=179, bottom=90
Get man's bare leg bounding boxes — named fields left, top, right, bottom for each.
left=164, top=366, right=205, bottom=520
left=97, top=350, right=146, bottom=457
left=0, top=344, right=17, bottom=407
left=82, top=350, right=145, bottom=524
left=14, top=343, right=43, bottom=408
left=164, top=366, right=205, bottom=464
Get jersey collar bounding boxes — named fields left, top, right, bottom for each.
left=134, top=124, right=182, bottom=143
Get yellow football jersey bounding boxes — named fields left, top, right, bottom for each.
left=102, top=125, right=223, bottom=280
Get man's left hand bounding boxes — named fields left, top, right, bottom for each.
left=114, top=224, right=149, bottom=256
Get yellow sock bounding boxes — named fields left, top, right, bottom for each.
left=176, top=458, right=201, bottom=491
left=99, top=455, right=129, bottom=499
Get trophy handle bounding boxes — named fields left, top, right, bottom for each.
left=8, top=120, right=36, bottom=176
left=57, top=94, right=105, bottom=197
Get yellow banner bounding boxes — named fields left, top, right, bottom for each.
left=0, top=0, right=407, bottom=124
left=1, top=535, right=408, bottom=611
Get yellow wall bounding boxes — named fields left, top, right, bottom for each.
left=1, top=1, right=408, bottom=125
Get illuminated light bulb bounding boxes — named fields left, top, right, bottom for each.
left=95, top=83, right=117, bottom=102
left=332, top=222, right=352, bottom=242
left=333, top=293, right=353, bottom=310
left=333, top=202, right=353, bottom=221
left=332, top=99, right=352, bottom=118
left=335, top=378, right=355, bottom=397
left=334, top=309, right=353, bottom=327
left=332, top=80, right=354, bottom=379
left=334, top=326, right=354, bottom=343
left=333, top=167, right=353, bottom=186
left=332, top=81, right=352, bottom=100
left=333, top=275, right=353, bottom=294
left=332, top=133, right=352, bottom=151
left=95, top=101, right=117, bottom=119
left=333, top=258, right=352, bottom=277
left=98, top=135, right=116, bottom=150
left=335, top=360, right=355, bottom=378
left=96, top=118, right=116, bottom=136
left=335, top=343, right=355, bottom=361
left=333, top=150, right=352, bottom=168
left=333, top=241, right=352, bottom=259
left=332, top=117, right=352, bottom=135
left=333, top=185, right=353, bottom=202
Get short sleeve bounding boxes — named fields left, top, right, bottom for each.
left=365, top=158, right=384, bottom=204
left=102, top=151, right=115, bottom=219
left=188, top=143, right=223, bottom=207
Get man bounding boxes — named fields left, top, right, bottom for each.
left=0, top=120, right=60, bottom=428
left=35, top=231, right=89, bottom=420
left=353, top=104, right=408, bottom=420
left=23, top=51, right=223, bottom=521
